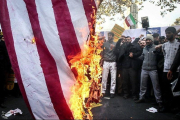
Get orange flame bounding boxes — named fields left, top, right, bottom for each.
left=69, top=30, right=104, bottom=119
left=69, top=4, right=104, bottom=119
left=69, top=35, right=103, bottom=119
left=31, top=37, right=36, bottom=44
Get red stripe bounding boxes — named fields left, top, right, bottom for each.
left=125, top=18, right=130, bottom=27
left=51, top=0, right=81, bottom=78
left=51, top=0, right=81, bottom=56
left=82, top=0, right=97, bottom=30
left=23, top=0, right=73, bottom=119
left=0, top=0, right=35, bottom=119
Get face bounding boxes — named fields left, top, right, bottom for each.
left=121, top=38, right=125, bottom=43
left=108, top=34, right=113, bottom=41
left=126, top=37, right=132, bottom=43
left=146, top=39, right=152, bottom=46
left=165, top=31, right=175, bottom=41
left=140, top=41, right=146, bottom=48
left=121, top=35, right=125, bottom=39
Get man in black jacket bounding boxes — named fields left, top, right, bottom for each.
left=119, top=36, right=142, bottom=100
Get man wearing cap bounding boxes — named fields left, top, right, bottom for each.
left=135, top=35, right=164, bottom=111
left=161, top=27, right=180, bottom=111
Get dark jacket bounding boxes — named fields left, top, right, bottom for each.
left=170, top=45, right=180, bottom=92
left=114, top=39, right=123, bottom=69
left=120, top=42, right=142, bottom=70
left=0, top=40, right=11, bottom=71
left=170, top=45, right=180, bottom=72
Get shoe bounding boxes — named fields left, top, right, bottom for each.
left=132, top=96, right=138, bottom=101
left=170, top=107, right=180, bottom=113
left=110, top=94, right=115, bottom=98
left=158, top=102, right=165, bottom=113
left=135, top=99, right=145, bottom=103
left=151, top=102, right=158, bottom=106
left=174, top=112, right=180, bottom=119
left=117, top=93, right=123, bottom=96
left=0, top=103, right=7, bottom=108
left=123, top=95, right=128, bottom=99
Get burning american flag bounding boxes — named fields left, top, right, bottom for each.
left=0, top=0, right=102, bottom=119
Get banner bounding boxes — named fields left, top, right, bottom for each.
left=111, top=24, right=125, bottom=42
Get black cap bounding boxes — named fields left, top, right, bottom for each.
left=152, top=33, right=159, bottom=38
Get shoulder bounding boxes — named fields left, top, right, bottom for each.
left=162, top=42, right=167, bottom=48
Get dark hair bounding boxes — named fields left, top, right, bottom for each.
left=108, top=32, right=114, bottom=37
left=152, top=33, right=159, bottom=38
left=165, top=27, right=176, bottom=34
left=159, top=36, right=165, bottom=39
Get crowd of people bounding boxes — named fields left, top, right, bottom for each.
left=101, top=27, right=180, bottom=118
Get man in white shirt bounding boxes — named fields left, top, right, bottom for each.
left=161, top=27, right=180, bottom=112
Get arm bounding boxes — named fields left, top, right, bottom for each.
left=132, top=38, right=140, bottom=44
left=138, top=51, right=144, bottom=61
left=162, top=44, right=166, bottom=56
left=132, top=46, right=143, bottom=58
left=113, top=39, right=121, bottom=55
left=167, top=45, right=180, bottom=80
left=170, top=45, right=180, bottom=72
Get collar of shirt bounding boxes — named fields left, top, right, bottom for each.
left=168, top=39, right=177, bottom=43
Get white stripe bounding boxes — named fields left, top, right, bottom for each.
left=34, top=0, right=76, bottom=106
left=126, top=16, right=134, bottom=26
left=66, top=0, right=90, bottom=50
left=6, top=0, right=59, bottom=119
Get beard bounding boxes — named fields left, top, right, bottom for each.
left=154, top=41, right=159, bottom=45
left=167, top=35, right=174, bottom=41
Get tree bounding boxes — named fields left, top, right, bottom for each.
left=97, top=0, right=179, bottom=21
left=172, top=17, right=180, bottom=26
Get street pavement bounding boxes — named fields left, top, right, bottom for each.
left=0, top=94, right=179, bottom=120
left=93, top=95, right=178, bottom=119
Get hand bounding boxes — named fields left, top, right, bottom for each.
left=110, top=44, right=115, bottom=50
left=167, top=70, right=173, bottom=80
left=139, top=34, right=144, bottom=38
left=100, top=59, right=104, bottom=67
left=129, top=52, right=133, bottom=58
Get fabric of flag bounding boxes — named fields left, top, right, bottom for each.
left=0, top=0, right=99, bottom=119
left=125, top=13, right=136, bottom=27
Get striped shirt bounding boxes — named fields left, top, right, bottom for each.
left=162, top=39, right=180, bottom=72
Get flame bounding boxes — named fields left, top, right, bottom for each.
left=69, top=3, right=104, bottom=119
left=69, top=34, right=104, bottom=119
left=31, top=37, right=36, bottom=44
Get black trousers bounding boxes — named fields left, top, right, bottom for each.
left=0, top=70, right=6, bottom=104
left=116, top=69, right=123, bottom=94
left=161, top=72, right=178, bottom=109
left=122, top=68, right=138, bottom=97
